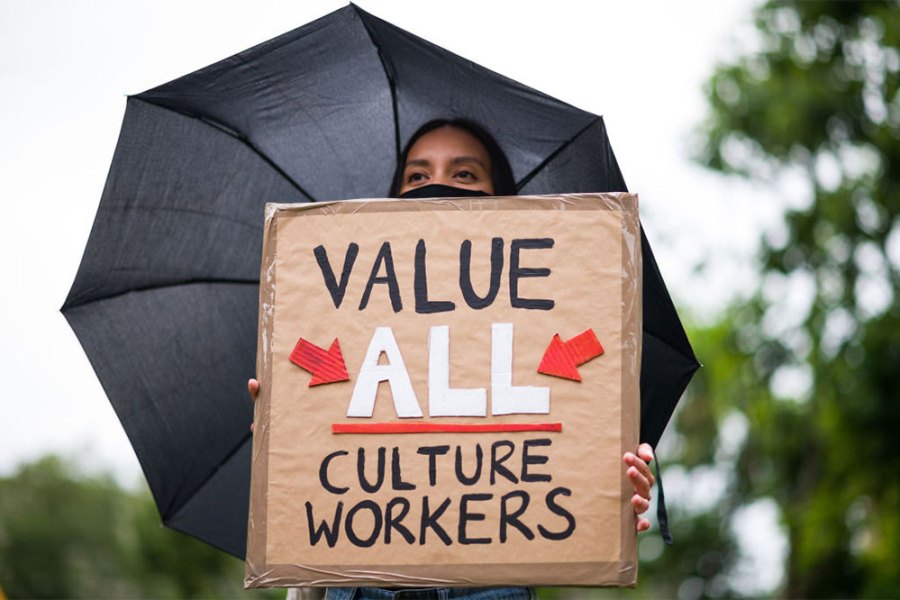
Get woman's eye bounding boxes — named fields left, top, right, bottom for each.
left=455, top=170, right=476, bottom=181
left=407, top=172, right=428, bottom=184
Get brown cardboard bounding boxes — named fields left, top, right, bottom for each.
left=245, top=193, right=641, bottom=588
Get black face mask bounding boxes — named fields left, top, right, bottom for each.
left=397, top=184, right=490, bottom=199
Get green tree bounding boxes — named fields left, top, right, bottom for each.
left=0, top=456, right=280, bottom=599
left=694, top=0, right=900, bottom=597
left=537, top=316, right=753, bottom=600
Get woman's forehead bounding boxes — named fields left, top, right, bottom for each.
left=407, top=126, right=490, bottom=161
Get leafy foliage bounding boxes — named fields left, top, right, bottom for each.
left=692, top=1, right=900, bottom=597
left=0, top=456, right=280, bottom=599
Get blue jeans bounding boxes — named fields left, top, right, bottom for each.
left=324, top=588, right=534, bottom=600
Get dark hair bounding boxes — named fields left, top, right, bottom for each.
left=388, top=118, right=517, bottom=197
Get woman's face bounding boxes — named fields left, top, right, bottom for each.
left=398, top=125, right=494, bottom=195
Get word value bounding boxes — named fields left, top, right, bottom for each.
left=314, top=237, right=555, bottom=313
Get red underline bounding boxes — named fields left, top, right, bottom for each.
left=331, top=422, right=562, bottom=434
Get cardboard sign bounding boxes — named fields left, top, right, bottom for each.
left=245, top=193, right=641, bottom=588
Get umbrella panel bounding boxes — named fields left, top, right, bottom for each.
left=64, top=283, right=258, bottom=556
left=64, top=4, right=699, bottom=558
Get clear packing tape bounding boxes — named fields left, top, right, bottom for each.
left=246, top=193, right=642, bottom=588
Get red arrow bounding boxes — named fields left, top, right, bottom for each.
left=537, top=329, right=604, bottom=382
left=289, top=337, right=350, bottom=386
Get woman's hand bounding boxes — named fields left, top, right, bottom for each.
left=248, top=378, right=259, bottom=433
left=623, top=443, right=655, bottom=532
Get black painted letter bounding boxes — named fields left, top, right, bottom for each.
left=521, top=438, right=552, bottom=483
left=420, top=496, right=453, bottom=546
left=459, top=238, right=503, bottom=309
left=306, top=501, right=343, bottom=548
left=319, top=450, right=349, bottom=495
left=359, top=242, right=402, bottom=312
left=490, top=440, right=519, bottom=485
left=454, top=444, right=483, bottom=486
left=415, top=239, right=455, bottom=313
left=500, top=490, right=534, bottom=542
left=314, top=243, right=358, bottom=309
left=458, top=493, right=493, bottom=545
left=357, top=447, right=386, bottom=493
left=509, top=238, right=554, bottom=310
left=345, top=500, right=383, bottom=548
left=417, top=445, right=450, bottom=487
left=391, top=447, right=416, bottom=491
left=385, top=497, right=415, bottom=544
left=537, top=487, right=576, bottom=541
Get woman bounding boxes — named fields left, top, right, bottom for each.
left=249, top=119, right=655, bottom=600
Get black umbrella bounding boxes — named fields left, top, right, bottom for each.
left=63, top=4, right=698, bottom=558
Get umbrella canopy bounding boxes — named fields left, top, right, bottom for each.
left=63, top=4, right=698, bottom=558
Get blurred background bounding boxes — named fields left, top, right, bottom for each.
left=1, top=0, right=898, bottom=597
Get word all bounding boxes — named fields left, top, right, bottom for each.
left=347, top=323, right=549, bottom=418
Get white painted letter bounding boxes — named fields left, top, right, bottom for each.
left=491, top=323, right=550, bottom=415
left=428, top=325, right=487, bottom=417
left=347, top=327, right=422, bottom=418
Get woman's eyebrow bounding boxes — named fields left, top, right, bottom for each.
left=404, top=158, right=431, bottom=169
left=450, top=156, right=488, bottom=168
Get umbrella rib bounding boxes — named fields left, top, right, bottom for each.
left=131, top=97, right=318, bottom=203
left=644, top=328, right=701, bottom=368
left=164, top=431, right=252, bottom=527
left=62, top=277, right=259, bottom=312
left=354, top=6, right=402, bottom=169
left=515, top=116, right=601, bottom=192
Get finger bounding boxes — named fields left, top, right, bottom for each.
left=639, top=459, right=656, bottom=489
left=636, top=517, right=650, bottom=533
left=624, top=452, right=656, bottom=489
left=248, top=379, right=260, bottom=433
left=631, top=493, right=650, bottom=515
left=637, top=444, right=656, bottom=488
left=637, top=443, right=654, bottom=465
left=624, top=453, right=655, bottom=495
left=627, top=465, right=652, bottom=499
